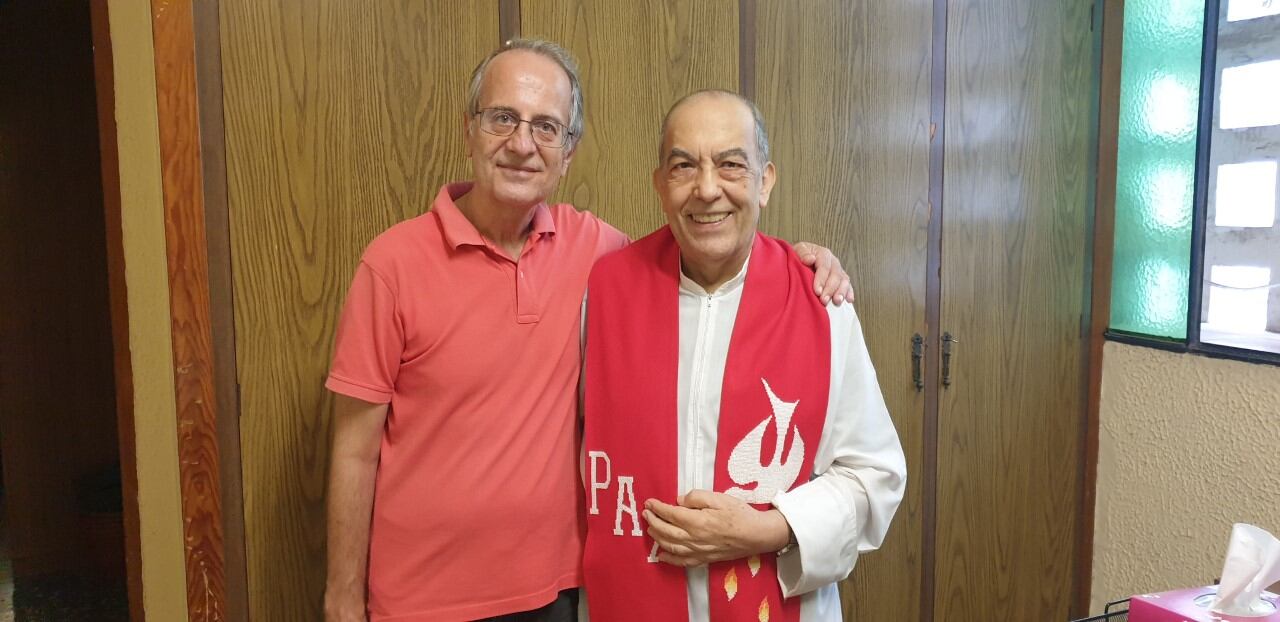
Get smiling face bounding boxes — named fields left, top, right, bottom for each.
left=653, top=93, right=775, bottom=291
left=464, top=50, right=576, bottom=212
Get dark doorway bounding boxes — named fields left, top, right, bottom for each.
left=0, top=2, right=130, bottom=619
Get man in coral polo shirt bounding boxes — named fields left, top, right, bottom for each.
left=322, top=40, right=851, bottom=622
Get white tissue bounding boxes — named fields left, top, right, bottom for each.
left=1210, top=523, right=1280, bottom=616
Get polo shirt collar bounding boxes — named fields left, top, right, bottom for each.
left=433, top=182, right=557, bottom=251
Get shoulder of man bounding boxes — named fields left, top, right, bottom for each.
left=357, top=212, right=441, bottom=274
left=546, top=202, right=616, bottom=232
left=547, top=202, right=631, bottom=255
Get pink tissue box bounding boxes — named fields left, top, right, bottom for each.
left=1130, top=586, right=1280, bottom=622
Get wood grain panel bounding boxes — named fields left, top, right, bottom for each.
left=936, top=0, right=1093, bottom=619
left=521, top=0, right=739, bottom=239
left=191, top=0, right=251, bottom=618
left=754, top=2, right=933, bottom=619
left=219, top=2, right=498, bottom=618
left=152, top=0, right=228, bottom=618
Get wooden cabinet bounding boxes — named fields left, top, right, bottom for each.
left=216, top=1, right=1094, bottom=618
left=932, top=0, right=1093, bottom=618
left=751, top=3, right=933, bottom=620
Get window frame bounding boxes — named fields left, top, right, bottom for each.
left=1108, top=0, right=1280, bottom=367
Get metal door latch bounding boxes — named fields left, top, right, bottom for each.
left=941, top=332, right=958, bottom=388
left=911, top=333, right=924, bottom=391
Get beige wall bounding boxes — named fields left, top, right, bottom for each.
left=1091, top=341, right=1280, bottom=611
left=108, top=0, right=189, bottom=619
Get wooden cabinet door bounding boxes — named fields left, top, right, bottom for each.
left=934, top=0, right=1093, bottom=619
left=521, top=0, right=740, bottom=239
left=220, top=2, right=499, bottom=618
left=753, top=2, right=933, bottom=620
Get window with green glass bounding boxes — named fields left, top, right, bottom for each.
left=1111, top=0, right=1280, bottom=363
left=1110, top=0, right=1205, bottom=340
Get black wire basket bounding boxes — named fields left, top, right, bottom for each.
left=1070, top=598, right=1130, bottom=621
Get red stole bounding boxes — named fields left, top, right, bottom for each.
left=582, top=227, right=831, bottom=622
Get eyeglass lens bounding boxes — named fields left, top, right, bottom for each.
left=479, top=109, right=567, bottom=147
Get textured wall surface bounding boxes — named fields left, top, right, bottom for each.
left=1092, top=342, right=1280, bottom=611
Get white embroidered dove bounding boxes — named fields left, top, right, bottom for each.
left=726, top=379, right=805, bottom=504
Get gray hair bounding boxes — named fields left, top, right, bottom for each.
left=657, top=90, right=770, bottom=165
left=466, top=38, right=585, bottom=148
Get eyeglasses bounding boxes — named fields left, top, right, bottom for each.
left=474, top=108, right=574, bottom=148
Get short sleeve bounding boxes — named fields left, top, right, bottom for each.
left=325, top=261, right=403, bottom=404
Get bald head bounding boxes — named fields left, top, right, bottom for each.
left=657, top=90, right=770, bottom=166
left=650, top=89, right=777, bottom=292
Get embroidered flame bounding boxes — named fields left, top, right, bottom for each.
left=758, top=596, right=771, bottom=622
left=748, top=555, right=761, bottom=577
left=724, top=567, right=738, bottom=601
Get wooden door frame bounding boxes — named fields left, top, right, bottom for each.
left=89, top=2, right=144, bottom=618
left=94, top=0, right=248, bottom=619
left=150, top=0, right=248, bottom=619
left=189, top=0, right=251, bottom=616
left=1077, top=0, right=1125, bottom=614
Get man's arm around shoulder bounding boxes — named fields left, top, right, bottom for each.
left=325, top=393, right=389, bottom=622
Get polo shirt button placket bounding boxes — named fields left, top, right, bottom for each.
left=515, top=262, right=540, bottom=324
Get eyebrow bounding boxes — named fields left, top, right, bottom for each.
left=666, top=148, right=696, bottom=164
left=665, top=147, right=752, bottom=164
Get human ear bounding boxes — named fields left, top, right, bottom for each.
left=461, top=111, right=473, bottom=157
left=560, top=141, right=577, bottom=174
left=759, top=162, right=777, bottom=207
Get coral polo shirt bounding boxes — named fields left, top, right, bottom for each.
left=326, top=183, right=627, bottom=621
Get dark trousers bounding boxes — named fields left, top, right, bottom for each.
left=477, top=589, right=579, bottom=622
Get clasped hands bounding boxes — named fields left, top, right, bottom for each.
left=643, top=489, right=792, bottom=567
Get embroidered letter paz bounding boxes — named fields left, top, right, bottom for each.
left=587, top=450, right=657, bottom=561
left=726, top=379, right=805, bottom=504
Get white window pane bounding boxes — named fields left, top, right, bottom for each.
left=1207, top=266, right=1272, bottom=331
left=1219, top=60, right=1280, bottom=129
left=1214, top=161, right=1278, bottom=227
left=1227, top=0, right=1280, bottom=21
